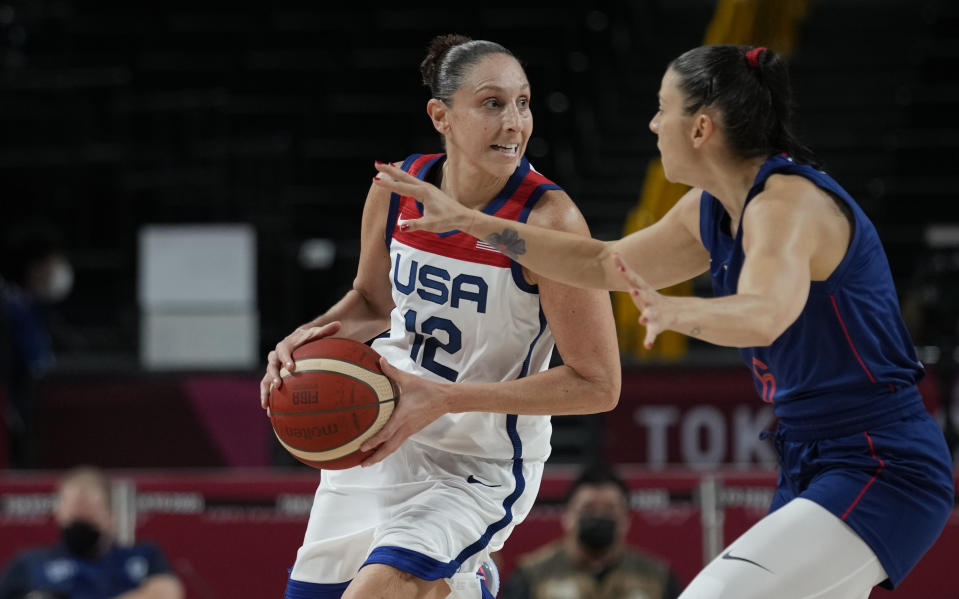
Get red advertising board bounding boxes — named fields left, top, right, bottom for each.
left=605, top=367, right=943, bottom=467
left=1, top=469, right=956, bottom=597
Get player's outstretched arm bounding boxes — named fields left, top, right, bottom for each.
left=260, top=181, right=396, bottom=407
left=373, top=162, right=709, bottom=292
left=617, top=184, right=815, bottom=349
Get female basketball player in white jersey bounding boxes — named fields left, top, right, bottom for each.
left=373, top=45, right=954, bottom=599
left=260, top=35, right=621, bottom=599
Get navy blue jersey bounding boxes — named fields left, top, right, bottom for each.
left=699, top=154, right=925, bottom=437
left=0, top=542, right=172, bottom=599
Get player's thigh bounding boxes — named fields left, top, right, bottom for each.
left=679, top=498, right=886, bottom=599
left=342, top=564, right=449, bottom=599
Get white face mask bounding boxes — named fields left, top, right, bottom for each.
left=41, top=259, right=73, bottom=303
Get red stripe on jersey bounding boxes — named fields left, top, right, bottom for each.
left=392, top=155, right=559, bottom=267
left=497, top=176, right=542, bottom=220
left=829, top=294, right=880, bottom=385
left=408, top=154, right=443, bottom=177
left=394, top=230, right=513, bottom=267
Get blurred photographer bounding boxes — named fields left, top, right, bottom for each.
left=502, top=464, right=680, bottom=599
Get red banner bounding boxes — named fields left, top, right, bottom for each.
left=605, top=367, right=942, bottom=467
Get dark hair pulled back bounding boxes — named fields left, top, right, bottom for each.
left=669, top=45, right=820, bottom=168
left=420, top=34, right=515, bottom=103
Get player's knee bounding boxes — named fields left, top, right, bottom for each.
left=678, top=574, right=775, bottom=599
left=343, top=564, right=447, bottom=599
left=677, top=575, right=725, bottom=599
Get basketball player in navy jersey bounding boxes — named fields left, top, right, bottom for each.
left=259, top=35, right=621, bottom=599
left=374, top=45, right=955, bottom=598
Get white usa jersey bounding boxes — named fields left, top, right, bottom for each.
left=371, top=153, right=561, bottom=462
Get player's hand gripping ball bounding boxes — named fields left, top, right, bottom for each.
left=269, top=338, right=398, bottom=469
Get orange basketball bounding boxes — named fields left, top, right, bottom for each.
left=268, top=338, right=398, bottom=470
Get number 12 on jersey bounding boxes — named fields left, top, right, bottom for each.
left=403, top=309, right=462, bottom=382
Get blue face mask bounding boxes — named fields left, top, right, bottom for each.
left=576, top=514, right=616, bottom=554
left=61, top=520, right=102, bottom=560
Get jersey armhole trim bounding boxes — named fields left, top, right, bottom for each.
left=509, top=183, right=561, bottom=293
left=385, top=154, right=424, bottom=249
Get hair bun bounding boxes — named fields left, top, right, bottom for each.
left=420, top=34, right=472, bottom=88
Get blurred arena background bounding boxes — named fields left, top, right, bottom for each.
left=1, top=0, right=957, bottom=596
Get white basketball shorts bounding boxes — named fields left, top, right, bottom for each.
left=288, top=439, right=544, bottom=587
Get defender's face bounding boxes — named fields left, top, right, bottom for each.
left=650, top=69, right=696, bottom=183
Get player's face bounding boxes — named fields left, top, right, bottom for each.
left=649, top=69, right=696, bottom=183
left=443, top=54, right=532, bottom=177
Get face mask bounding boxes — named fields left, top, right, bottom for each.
left=61, top=520, right=102, bottom=559
left=576, top=514, right=617, bottom=555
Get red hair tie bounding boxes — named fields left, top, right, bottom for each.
left=746, top=47, right=766, bottom=69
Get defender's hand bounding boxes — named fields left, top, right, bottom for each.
left=372, top=162, right=474, bottom=234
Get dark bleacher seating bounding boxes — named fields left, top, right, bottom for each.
left=2, top=1, right=956, bottom=464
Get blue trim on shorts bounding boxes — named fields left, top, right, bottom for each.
left=454, top=415, right=528, bottom=566
left=451, top=308, right=541, bottom=565
left=446, top=294, right=547, bottom=570
left=363, top=545, right=458, bottom=580
left=284, top=578, right=351, bottom=599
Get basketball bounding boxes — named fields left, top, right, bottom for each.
left=268, top=338, right=398, bottom=470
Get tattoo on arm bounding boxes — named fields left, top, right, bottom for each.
left=485, top=228, right=527, bottom=260
left=690, top=326, right=702, bottom=336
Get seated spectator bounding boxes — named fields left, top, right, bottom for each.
left=0, top=466, right=184, bottom=599
left=501, top=464, right=681, bottom=599
left=0, top=225, right=73, bottom=468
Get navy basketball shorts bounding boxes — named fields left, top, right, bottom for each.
left=769, top=409, right=954, bottom=588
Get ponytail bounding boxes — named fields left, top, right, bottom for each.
left=670, top=45, right=820, bottom=168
